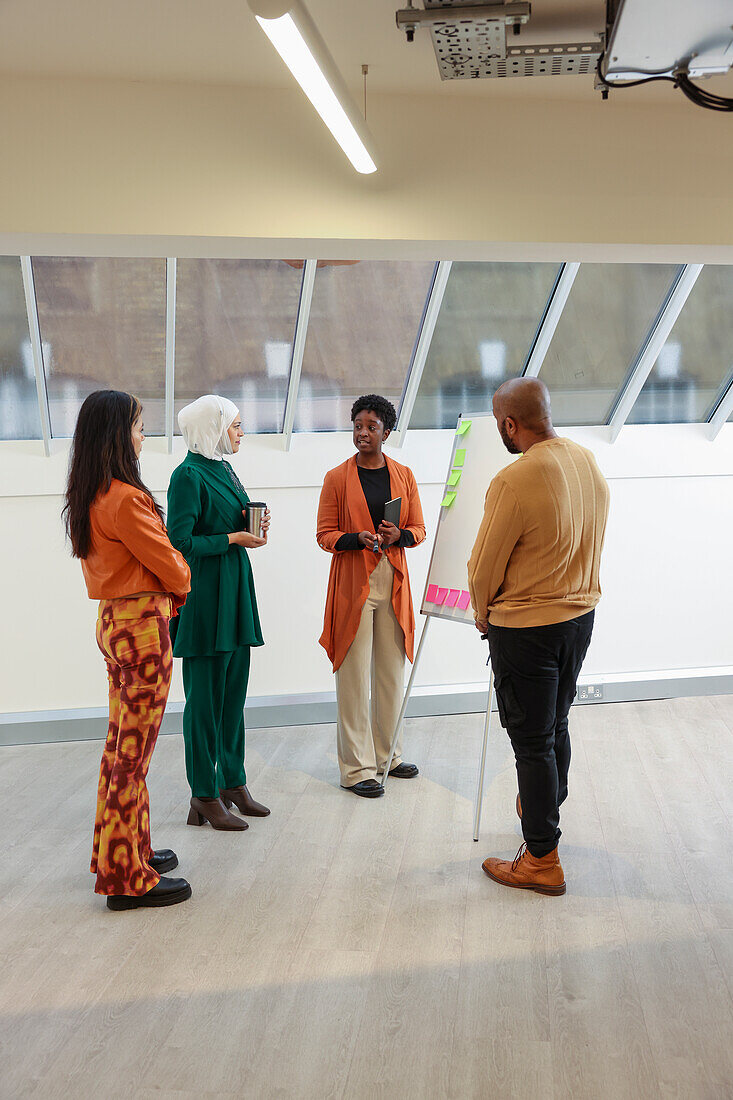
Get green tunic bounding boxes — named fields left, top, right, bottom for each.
left=166, top=451, right=264, bottom=656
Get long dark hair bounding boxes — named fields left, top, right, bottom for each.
left=63, top=389, right=164, bottom=559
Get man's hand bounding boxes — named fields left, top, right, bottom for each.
left=475, top=618, right=489, bottom=635
left=378, top=520, right=401, bottom=548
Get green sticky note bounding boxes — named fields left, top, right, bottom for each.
left=454, top=449, right=466, bottom=467
left=440, top=491, right=456, bottom=508
left=457, top=420, right=472, bottom=435
left=447, top=470, right=461, bottom=487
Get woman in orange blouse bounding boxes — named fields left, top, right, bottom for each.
left=63, top=390, right=192, bottom=910
left=317, top=395, right=426, bottom=797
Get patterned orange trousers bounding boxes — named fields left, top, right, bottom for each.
left=91, top=595, right=173, bottom=897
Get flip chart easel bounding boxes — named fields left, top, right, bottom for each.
left=381, top=615, right=494, bottom=842
left=382, top=413, right=518, bottom=841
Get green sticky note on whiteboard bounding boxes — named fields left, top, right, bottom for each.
left=447, top=470, right=461, bottom=487
left=454, top=449, right=466, bottom=467
left=440, top=491, right=456, bottom=508
left=457, top=420, right=472, bottom=435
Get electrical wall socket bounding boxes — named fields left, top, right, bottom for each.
left=577, top=684, right=604, bottom=701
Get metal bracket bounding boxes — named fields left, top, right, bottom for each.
left=20, top=256, right=52, bottom=456
left=395, top=260, right=452, bottom=441
left=396, top=2, right=530, bottom=42
left=397, top=3, right=604, bottom=81
left=706, top=371, right=733, bottom=441
left=494, top=41, right=601, bottom=80
left=281, top=258, right=317, bottom=450
left=607, top=264, right=703, bottom=441
left=165, top=258, right=176, bottom=454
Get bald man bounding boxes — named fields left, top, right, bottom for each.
left=468, top=378, right=609, bottom=896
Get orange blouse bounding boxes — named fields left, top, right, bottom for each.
left=81, top=479, right=191, bottom=610
left=317, top=455, right=426, bottom=672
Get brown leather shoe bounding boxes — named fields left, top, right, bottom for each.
left=516, top=793, right=522, bottom=820
left=482, top=843, right=565, bottom=896
left=187, top=796, right=248, bottom=831
left=219, top=785, right=271, bottom=817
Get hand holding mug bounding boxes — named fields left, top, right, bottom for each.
left=245, top=506, right=271, bottom=544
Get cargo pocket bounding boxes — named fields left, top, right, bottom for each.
left=493, top=670, right=526, bottom=731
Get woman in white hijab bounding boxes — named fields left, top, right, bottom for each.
left=167, top=395, right=271, bottom=830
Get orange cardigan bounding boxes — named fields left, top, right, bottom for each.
left=81, top=479, right=191, bottom=610
left=317, top=455, right=426, bottom=672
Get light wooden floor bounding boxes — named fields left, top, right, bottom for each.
left=1, top=696, right=733, bottom=1100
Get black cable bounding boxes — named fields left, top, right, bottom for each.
left=595, top=57, right=677, bottom=90
left=677, top=72, right=733, bottom=112
left=596, top=56, right=733, bottom=112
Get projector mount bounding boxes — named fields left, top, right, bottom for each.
left=395, top=2, right=603, bottom=82
left=396, top=0, right=733, bottom=110
left=396, top=1, right=529, bottom=44
left=598, top=0, right=733, bottom=112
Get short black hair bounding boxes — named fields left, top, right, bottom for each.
left=350, top=394, right=397, bottom=432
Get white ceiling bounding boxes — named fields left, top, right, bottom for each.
left=0, top=0, right=611, bottom=98
left=2, top=1, right=729, bottom=106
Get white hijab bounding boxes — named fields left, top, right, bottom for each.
left=178, top=395, right=239, bottom=461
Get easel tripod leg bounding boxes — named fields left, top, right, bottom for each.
left=473, top=670, right=494, bottom=842
left=382, top=615, right=431, bottom=786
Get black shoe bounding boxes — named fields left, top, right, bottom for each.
left=341, top=779, right=385, bottom=798
left=388, top=763, right=419, bottom=779
left=149, top=849, right=178, bottom=874
left=106, top=876, right=192, bottom=911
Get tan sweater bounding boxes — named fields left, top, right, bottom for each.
left=468, top=437, right=610, bottom=628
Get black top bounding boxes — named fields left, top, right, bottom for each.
left=335, top=464, right=416, bottom=552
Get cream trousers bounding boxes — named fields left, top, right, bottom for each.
left=335, top=554, right=405, bottom=786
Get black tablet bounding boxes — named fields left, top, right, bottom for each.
left=384, top=497, right=401, bottom=526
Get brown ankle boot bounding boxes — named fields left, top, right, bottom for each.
left=482, top=843, right=565, bottom=896
left=187, top=796, right=248, bottom=831
left=219, top=786, right=270, bottom=817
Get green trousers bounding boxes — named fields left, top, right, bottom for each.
left=182, top=646, right=250, bottom=798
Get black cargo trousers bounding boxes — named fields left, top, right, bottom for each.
left=487, top=609, right=595, bottom=857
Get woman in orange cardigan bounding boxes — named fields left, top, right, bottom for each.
left=64, top=390, right=192, bottom=910
left=317, top=395, right=426, bottom=798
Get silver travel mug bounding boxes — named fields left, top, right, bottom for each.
left=245, top=501, right=267, bottom=538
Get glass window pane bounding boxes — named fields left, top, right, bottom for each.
left=175, top=259, right=303, bottom=435
left=628, top=266, right=733, bottom=424
left=541, top=263, right=678, bottom=426
left=33, top=258, right=166, bottom=437
left=410, top=262, right=560, bottom=430
left=294, top=260, right=435, bottom=432
left=0, top=257, right=41, bottom=440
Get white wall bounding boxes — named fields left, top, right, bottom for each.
left=1, top=423, right=732, bottom=717
left=2, top=74, right=733, bottom=248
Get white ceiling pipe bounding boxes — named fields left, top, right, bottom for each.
left=247, top=0, right=377, bottom=174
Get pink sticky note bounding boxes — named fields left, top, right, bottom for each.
left=426, top=584, right=439, bottom=603
left=444, top=589, right=460, bottom=608
left=457, top=590, right=471, bottom=611
left=435, top=588, right=449, bottom=605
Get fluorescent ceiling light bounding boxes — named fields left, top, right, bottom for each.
left=249, top=0, right=377, bottom=174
